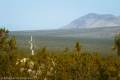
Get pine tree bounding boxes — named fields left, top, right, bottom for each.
left=0, top=28, right=9, bottom=51
left=75, top=42, right=81, bottom=55
left=114, top=33, right=120, bottom=56
left=0, top=28, right=16, bottom=52
left=41, top=47, right=47, bottom=53
left=9, top=36, right=16, bottom=50
left=64, top=47, right=69, bottom=53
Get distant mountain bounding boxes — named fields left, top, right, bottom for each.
left=62, top=13, right=120, bottom=29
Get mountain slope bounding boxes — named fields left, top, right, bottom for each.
left=63, top=13, right=120, bottom=29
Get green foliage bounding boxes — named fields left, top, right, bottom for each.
left=0, top=28, right=9, bottom=51
left=9, top=36, right=17, bottom=50
left=63, top=47, right=69, bottom=53
left=75, top=41, right=81, bottom=55
left=0, top=51, right=9, bottom=76
left=1, top=28, right=120, bottom=80
left=0, top=28, right=9, bottom=37
left=114, top=33, right=120, bottom=56
left=1, top=50, right=120, bottom=80
left=0, top=28, right=16, bottom=52
left=0, top=36, right=9, bottom=51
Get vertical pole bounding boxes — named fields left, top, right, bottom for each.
left=30, top=35, right=34, bottom=55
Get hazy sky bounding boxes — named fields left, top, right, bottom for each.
left=0, top=0, right=120, bottom=31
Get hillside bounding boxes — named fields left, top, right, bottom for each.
left=62, top=13, right=120, bottom=29
left=10, top=26, right=120, bottom=54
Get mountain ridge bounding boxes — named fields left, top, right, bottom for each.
left=62, top=13, right=120, bottom=29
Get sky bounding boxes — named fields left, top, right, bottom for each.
left=0, top=0, right=120, bottom=31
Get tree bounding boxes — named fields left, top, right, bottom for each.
left=41, top=47, right=47, bottom=53
left=75, top=42, right=81, bottom=55
left=64, top=47, right=69, bottom=53
left=0, top=28, right=16, bottom=52
left=9, top=36, right=17, bottom=50
left=0, top=28, right=9, bottom=51
left=0, top=28, right=9, bottom=37
left=113, top=33, right=120, bottom=56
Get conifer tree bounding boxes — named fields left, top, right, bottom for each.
left=9, top=36, right=16, bottom=50
left=0, top=28, right=16, bottom=51
left=0, top=28, right=9, bottom=51
left=41, top=47, right=47, bottom=53
left=114, top=33, right=120, bottom=56
left=75, top=42, right=81, bottom=55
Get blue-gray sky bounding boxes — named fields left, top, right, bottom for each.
left=0, top=0, right=120, bottom=31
